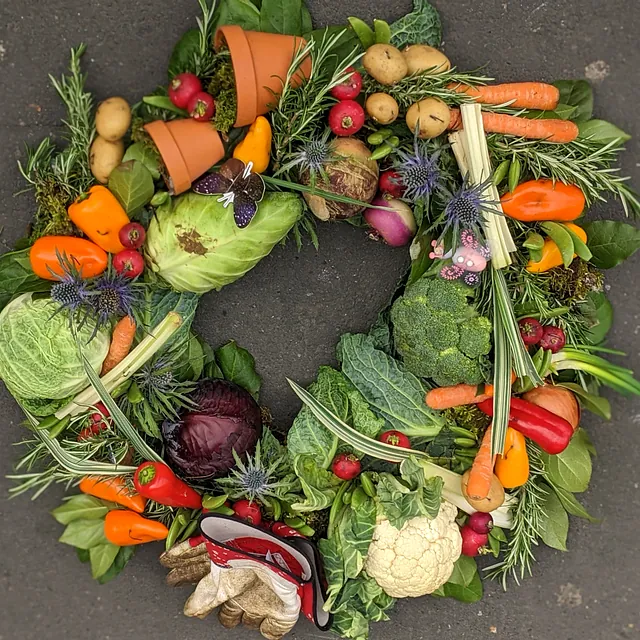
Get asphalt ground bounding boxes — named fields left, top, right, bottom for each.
left=0, top=1, right=639, bottom=639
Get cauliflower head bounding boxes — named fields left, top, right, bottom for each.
left=364, top=500, right=462, bottom=598
left=390, top=276, right=491, bottom=386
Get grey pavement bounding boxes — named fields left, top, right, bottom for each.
left=0, top=1, right=639, bottom=639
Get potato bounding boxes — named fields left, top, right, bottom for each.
left=90, top=136, right=125, bottom=184
left=95, top=96, right=131, bottom=142
left=365, top=93, right=399, bottom=125
left=363, top=44, right=408, bottom=86
left=403, top=44, right=451, bottom=76
left=461, top=470, right=505, bottom=513
left=405, top=98, right=450, bottom=139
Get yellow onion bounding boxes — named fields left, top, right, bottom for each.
left=523, top=385, right=580, bottom=431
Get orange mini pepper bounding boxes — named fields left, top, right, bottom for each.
left=29, top=236, right=108, bottom=280
left=526, top=222, right=587, bottom=273
left=104, top=509, right=169, bottom=546
left=501, top=179, right=585, bottom=222
left=68, top=185, right=130, bottom=253
left=79, top=476, right=147, bottom=513
left=494, top=427, right=529, bottom=489
left=232, top=116, right=272, bottom=174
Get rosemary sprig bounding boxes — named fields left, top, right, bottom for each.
left=485, top=442, right=547, bottom=587
left=362, top=68, right=493, bottom=110
left=18, top=44, right=95, bottom=241
left=193, top=0, right=219, bottom=78
left=487, top=135, right=640, bottom=216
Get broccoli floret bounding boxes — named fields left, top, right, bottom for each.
left=458, top=316, right=492, bottom=358
left=391, top=275, right=491, bottom=387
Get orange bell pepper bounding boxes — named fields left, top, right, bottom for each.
left=501, top=179, right=585, bottom=222
left=79, top=476, right=147, bottom=513
left=29, top=236, right=108, bottom=280
left=526, top=222, right=587, bottom=273
left=494, top=427, right=529, bottom=489
left=68, top=186, right=130, bottom=253
left=104, top=509, right=169, bottom=546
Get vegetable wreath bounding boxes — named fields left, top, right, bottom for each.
left=2, top=0, right=639, bottom=639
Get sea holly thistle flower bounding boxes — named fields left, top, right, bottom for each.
left=193, top=158, right=266, bottom=228
left=87, top=270, right=141, bottom=338
left=394, top=130, right=442, bottom=203
left=49, top=250, right=90, bottom=320
left=277, top=128, right=335, bottom=184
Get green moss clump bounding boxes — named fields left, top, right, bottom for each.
left=207, top=51, right=237, bottom=134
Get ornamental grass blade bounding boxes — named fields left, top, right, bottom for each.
left=491, top=307, right=512, bottom=457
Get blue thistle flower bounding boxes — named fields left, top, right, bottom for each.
left=49, top=251, right=90, bottom=319
left=395, top=133, right=442, bottom=203
left=87, top=271, right=141, bottom=337
left=278, top=128, right=334, bottom=180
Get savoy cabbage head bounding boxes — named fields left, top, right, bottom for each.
left=0, top=293, right=109, bottom=412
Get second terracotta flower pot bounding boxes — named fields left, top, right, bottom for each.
left=143, top=119, right=225, bottom=195
left=215, top=25, right=312, bottom=128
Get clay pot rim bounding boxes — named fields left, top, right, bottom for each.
left=143, top=120, right=190, bottom=194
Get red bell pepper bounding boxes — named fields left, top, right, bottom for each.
left=477, top=397, right=573, bottom=455
left=133, top=462, right=203, bottom=509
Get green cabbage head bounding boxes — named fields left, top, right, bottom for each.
left=145, top=192, right=302, bottom=293
left=0, top=294, right=109, bottom=410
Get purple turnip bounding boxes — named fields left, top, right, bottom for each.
left=364, top=196, right=417, bottom=247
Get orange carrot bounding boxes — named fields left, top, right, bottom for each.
left=449, top=82, right=560, bottom=110
left=101, top=316, right=137, bottom=375
left=79, top=476, right=147, bottom=513
left=448, top=109, right=579, bottom=143
left=465, top=425, right=495, bottom=501
left=425, top=372, right=517, bottom=410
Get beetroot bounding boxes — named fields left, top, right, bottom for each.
left=518, top=317, right=544, bottom=346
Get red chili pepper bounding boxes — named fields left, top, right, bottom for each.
left=133, top=462, right=203, bottom=509
left=477, top=397, right=573, bottom=455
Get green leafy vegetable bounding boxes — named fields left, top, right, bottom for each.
left=538, top=484, right=569, bottom=551
left=59, top=518, right=108, bottom=550
left=583, top=291, right=613, bottom=345
left=558, top=381, right=611, bottom=420
left=390, top=0, right=442, bottom=49
left=108, top=160, right=155, bottom=215
left=145, top=192, right=302, bottom=293
left=540, top=429, right=593, bottom=493
left=338, top=333, right=445, bottom=437
left=96, top=546, right=136, bottom=584
left=51, top=495, right=110, bottom=525
left=552, top=80, right=593, bottom=122
left=167, top=29, right=200, bottom=79
left=122, top=142, right=161, bottom=179
left=212, top=0, right=261, bottom=31
left=259, top=0, right=303, bottom=35
left=0, top=249, right=51, bottom=312
left=291, top=454, right=343, bottom=511
left=583, top=220, right=640, bottom=269
left=551, top=484, right=598, bottom=523
left=215, top=340, right=262, bottom=398
left=90, top=542, right=121, bottom=579
left=578, top=119, right=631, bottom=145
left=432, top=556, right=483, bottom=602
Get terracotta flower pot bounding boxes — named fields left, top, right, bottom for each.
left=143, top=119, right=225, bottom=195
left=215, top=25, right=312, bottom=127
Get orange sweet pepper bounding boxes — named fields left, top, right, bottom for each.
left=79, top=476, right=147, bottom=513
left=494, top=427, right=529, bottom=489
left=29, top=236, right=108, bottom=280
left=68, top=186, right=129, bottom=253
left=526, top=223, right=587, bottom=273
left=104, top=509, right=169, bottom=546
left=501, top=179, right=585, bottom=222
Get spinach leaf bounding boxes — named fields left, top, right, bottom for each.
left=96, top=546, right=136, bottom=584
left=377, top=458, right=443, bottom=529
left=540, top=429, right=592, bottom=493
left=552, top=80, right=593, bottom=122
left=432, top=556, right=483, bottom=603
left=51, top=495, right=110, bottom=525
left=538, top=483, right=569, bottom=551
left=338, top=333, right=444, bottom=437
left=525, top=104, right=577, bottom=121
left=259, top=0, right=302, bottom=35
left=108, top=160, right=155, bottom=215
left=197, top=335, right=224, bottom=379
left=122, top=142, right=161, bottom=179
left=305, top=27, right=362, bottom=75
left=59, top=518, right=108, bottom=550
left=582, top=291, right=613, bottom=346
left=213, top=0, right=261, bottom=31
left=168, top=29, right=200, bottom=79
left=578, top=119, right=631, bottom=146
left=583, top=220, right=640, bottom=269
left=0, top=249, right=51, bottom=311
left=300, top=5, right=313, bottom=33
left=390, top=0, right=442, bottom=49
left=551, top=484, right=598, bottom=523
left=291, top=454, right=342, bottom=511
left=90, top=542, right=121, bottom=579
left=215, top=340, right=261, bottom=398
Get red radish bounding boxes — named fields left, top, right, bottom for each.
left=330, top=67, right=363, bottom=100
left=233, top=500, right=262, bottom=525
left=540, top=326, right=566, bottom=353
left=460, top=524, right=489, bottom=556
left=467, top=512, right=494, bottom=535
left=188, top=92, right=215, bottom=122
left=331, top=453, right=362, bottom=480
left=379, top=170, right=405, bottom=198
left=364, top=196, right=416, bottom=247
left=113, top=249, right=145, bottom=278
left=119, top=222, right=146, bottom=250
left=328, top=100, right=365, bottom=136
left=379, top=430, right=411, bottom=449
left=518, top=317, right=544, bottom=346
left=168, top=73, right=203, bottom=109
